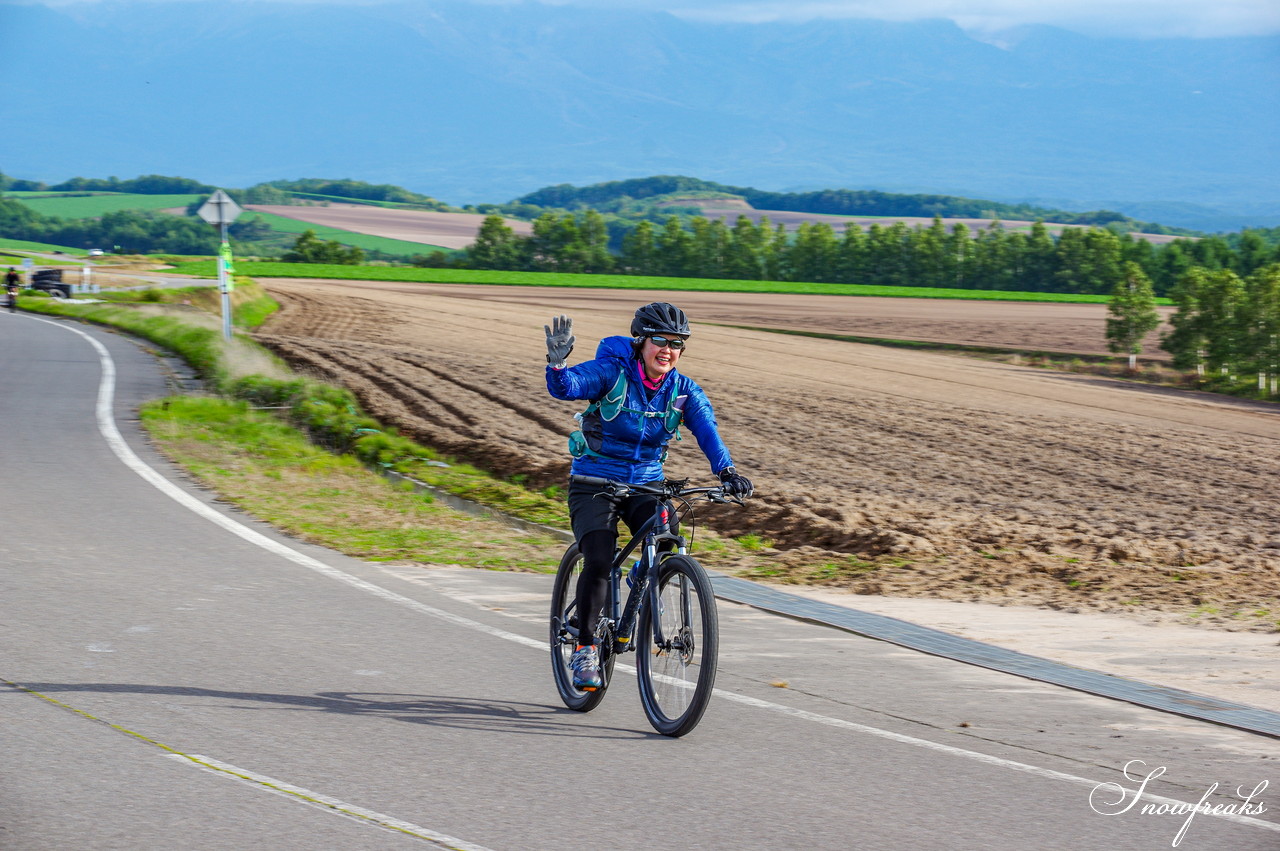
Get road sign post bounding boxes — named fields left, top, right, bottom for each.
left=196, top=190, right=243, bottom=340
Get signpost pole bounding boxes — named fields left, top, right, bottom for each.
left=196, top=190, right=243, bottom=342
left=218, top=221, right=232, bottom=340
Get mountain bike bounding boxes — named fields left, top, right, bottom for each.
left=550, top=475, right=745, bottom=737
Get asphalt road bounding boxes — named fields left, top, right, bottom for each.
left=1, top=310, right=1276, bottom=850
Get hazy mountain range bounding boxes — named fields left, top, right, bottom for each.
left=2, top=1, right=1277, bottom=231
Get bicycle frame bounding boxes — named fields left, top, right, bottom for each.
left=565, top=476, right=731, bottom=656
left=607, top=496, right=686, bottom=654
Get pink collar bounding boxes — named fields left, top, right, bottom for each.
left=635, top=358, right=667, bottom=391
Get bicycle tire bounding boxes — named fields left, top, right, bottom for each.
left=549, top=543, right=615, bottom=712
left=636, top=554, right=719, bottom=737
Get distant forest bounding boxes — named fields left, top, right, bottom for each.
left=449, top=211, right=1278, bottom=298
left=507, top=175, right=1199, bottom=237
left=0, top=172, right=453, bottom=256
left=3, top=172, right=1278, bottom=298
left=0, top=196, right=220, bottom=255
left=2, top=174, right=217, bottom=195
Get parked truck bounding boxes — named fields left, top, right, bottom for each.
left=30, top=269, right=69, bottom=299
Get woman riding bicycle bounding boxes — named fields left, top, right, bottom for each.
left=544, top=302, right=753, bottom=691
left=6, top=268, right=20, bottom=313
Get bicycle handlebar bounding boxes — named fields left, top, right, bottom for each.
left=569, top=474, right=746, bottom=503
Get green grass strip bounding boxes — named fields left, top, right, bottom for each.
left=13, top=193, right=205, bottom=218
left=0, top=236, right=89, bottom=255
left=163, top=260, right=1166, bottom=304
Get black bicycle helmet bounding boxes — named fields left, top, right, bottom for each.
left=631, top=302, right=690, bottom=337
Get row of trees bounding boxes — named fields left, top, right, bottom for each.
left=458, top=212, right=1280, bottom=297
left=260, top=179, right=450, bottom=209
left=281, top=230, right=364, bottom=264
left=2, top=174, right=217, bottom=195
left=1102, top=259, right=1280, bottom=398
left=0, top=198, right=220, bottom=254
left=1, top=194, right=370, bottom=257
left=1160, top=264, right=1280, bottom=394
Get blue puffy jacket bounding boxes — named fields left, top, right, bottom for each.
left=546, top=335, right=733, bottom=483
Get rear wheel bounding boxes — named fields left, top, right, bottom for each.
left=636, top=555, right=719, bottom=737
left=550, top=543, right=615, bottom=712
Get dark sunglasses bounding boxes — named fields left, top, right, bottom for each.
left=647, top=335, right=687, bottom=350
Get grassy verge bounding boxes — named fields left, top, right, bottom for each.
left=19, top=278, right=280, bottom=378
left=164, top=260, right=1163, bottom=305
left=19, top=285, right=571, bottom=531
left=140, top=396, right=563, bottom=571
left=138, top=394, right=774, bottom=575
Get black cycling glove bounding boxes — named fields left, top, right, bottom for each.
left=718, top=466, right=754, bottom=498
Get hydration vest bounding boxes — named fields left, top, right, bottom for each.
left=568, top=368, right=683, bottom=461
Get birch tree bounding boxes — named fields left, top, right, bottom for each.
left=1106, top=262, right=1161, bottom=370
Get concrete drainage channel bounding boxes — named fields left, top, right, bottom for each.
left=378, top=465, right=1280, bottom=739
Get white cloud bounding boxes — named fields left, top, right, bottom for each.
left=562, top=0, right=1280, bottom=38
left=14, top=0, right=1280, bottom=38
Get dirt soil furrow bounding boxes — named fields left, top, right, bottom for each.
left=254, top=278, right=1280, bottom=631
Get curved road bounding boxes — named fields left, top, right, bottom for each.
left=0, top=310, right=1275, bottom=849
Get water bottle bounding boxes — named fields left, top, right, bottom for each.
left=626, top=559, right=642, bottom=588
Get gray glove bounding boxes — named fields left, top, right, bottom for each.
left=544, top=314, right=575, bottom=367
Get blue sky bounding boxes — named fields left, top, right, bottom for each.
left=16, top=0, right=1280, bottom=39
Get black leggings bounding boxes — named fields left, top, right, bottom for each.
left=575, top=530, right=617, bottom=647
left=567, top=480, right=675, bottom=647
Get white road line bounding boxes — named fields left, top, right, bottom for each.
left=37, top=314, right=1280, bottom=839
left=169, top=754, right=495, bottom=850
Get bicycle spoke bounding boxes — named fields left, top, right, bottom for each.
left=550, top=543, right=616, bottom=712
left=636, top=556, right=718, bottom=736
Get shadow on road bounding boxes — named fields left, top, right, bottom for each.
left=12, top=681, right=648, bottom=739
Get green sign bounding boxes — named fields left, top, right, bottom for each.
left=219, top=242, right=235, bottom=290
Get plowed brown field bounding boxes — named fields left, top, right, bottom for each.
left=245, top=204, right=534, bottom=250
left=254, top=278, right=1280, bottom=629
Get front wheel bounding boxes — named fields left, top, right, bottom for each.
left=636, top=555, right=719, bottom=737
left=550, top=543, right=615, bottom=712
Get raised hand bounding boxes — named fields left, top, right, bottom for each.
left=544, top=314, right=575, bottom=366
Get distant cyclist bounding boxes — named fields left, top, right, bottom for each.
left=544, top=302, right=753, bottom=690
left=5, top=268, right=19, bottom=313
